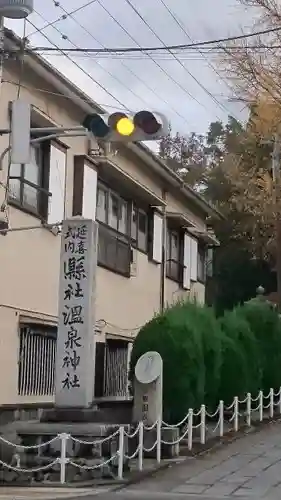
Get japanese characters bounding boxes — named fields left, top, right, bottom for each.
left=55, top=218, right=98, bottom=407
left=60, top=223, right=88, bottom=391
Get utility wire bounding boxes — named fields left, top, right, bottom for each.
left=157, top=0, right=240, bottom=120
left=26, top=16, right=131, bottom=113
left=27, top=0, right=98, bottom=38
left=30, top=25, right=281, bottom=53
left=123, top=0, right=223, bottom=120
left=48, top=1, right=192, bottom=127
left=2, top=79, right=130, bottom=111
left=43, top=4, right=161, bottom=113
left=93, top=0, right=213, bottom=121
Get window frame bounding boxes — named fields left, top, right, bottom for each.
left=166, top=226, right=184, bottom=284
left=8, top=137, right=51, bottom=220
left=96, top=181, right=150, bottom=276
left=131, top=203, right=149, bottom=254
left=197, top=243, right=207, bottom=283
left=96, top=182, right=131, bottom=277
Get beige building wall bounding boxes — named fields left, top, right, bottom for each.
left=0, top=60, right=210, bottom=405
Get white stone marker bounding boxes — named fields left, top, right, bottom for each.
left=55, top=217, right=98, bottom=407
left=133, top=351, right=163, bottom=424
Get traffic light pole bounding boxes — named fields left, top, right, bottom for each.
left=0, top=126, right=88, bottom=170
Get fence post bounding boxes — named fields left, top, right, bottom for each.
left=118, top=426, right=124, bottom=480
left=219, top=401, right=224, bottom=437
left=138, top=422, right=143, bottom=471
left=279, top=387, right=281, bottom=414
left=200, top=405, right=206, bottom=445
left=188, top=409, right=193, bottom=451
left=156, top=418, right=161, bottom=464
left=270, top=388, right=274, bottom=419
left=234, top=396, right=239, bottom=432
left=60, top=433, right=69, bottom=485
left=246, top=393, right=251, bottom=427
left=259, top=391, right=263, bottom=422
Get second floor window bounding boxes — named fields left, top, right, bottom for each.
left=131, top=204, right=148, bottom=252
left=97, top=184, right=129, bottom=235
left=96, top=182, right=149, bottom=276
left=8, top=142, right=49, bottom=219
left=198, top=244, right=206, bottom=282
left=166, top=228, right=183, bottom=283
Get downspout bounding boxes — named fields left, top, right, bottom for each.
left=160, top=190, right=167, bottom=313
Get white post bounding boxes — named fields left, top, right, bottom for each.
left=138, top=422, right=143, bottom=471
left=219, top=401, right=224, bottom=437
left=60, top=433, right=69, bottom=484
left=156, top=417, right=161, bottom=464
left=118, top=426, right=124, bottom=480
left=270, top=388, right=274, bottom=418
left=188, top=409, right=193, bottom=451
left=246, top=393, right=251, bottom=427
left=234, top=396, right=239, bottom=432
left=259, top=391, right=263, bottom=422
left=200, top=405, right=206, bottom=445
left=279, top=387, right=281, bottom=414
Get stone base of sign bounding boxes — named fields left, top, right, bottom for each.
left=5, top=419, right=130, bottom=482
left=40, top=398, right=133, bottom=425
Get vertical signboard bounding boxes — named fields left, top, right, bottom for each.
left=55, top=217, right=98, bottom=407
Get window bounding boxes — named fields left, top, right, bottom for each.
left=198, top=244, right=206, bottom=282
left=97, top=183, right=129, bottom=235
left=96, top=183, right=131, bottom=276
left=96, top=182, right=150, bottom=276
left=8, top=141, right=50, bottom=218
left=131, top=204, right=148, bottom=252
left=166, top=228, right=183, bottom=282
left=18, top=324, right=57, bottom=396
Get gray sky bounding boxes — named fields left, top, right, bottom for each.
left=5, top=0, right=254, bottom=137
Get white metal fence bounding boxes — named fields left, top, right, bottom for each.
left=2, top=387, right=281, bottom=483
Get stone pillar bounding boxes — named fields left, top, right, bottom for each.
left=54, top=217, right=98, bottom=408
left=133, top=351, right=163, bottom=425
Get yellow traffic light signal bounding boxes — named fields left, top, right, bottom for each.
left=83, top=110, right=168, bottom=142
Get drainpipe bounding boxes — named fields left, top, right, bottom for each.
left=160, top=190, right=167, bottom=313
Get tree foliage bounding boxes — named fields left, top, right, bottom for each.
left=158, top=117, right=276, bottom=311
left=130, top=299, right=281, bottom=423
left=130, top=301, right=223, bottom=424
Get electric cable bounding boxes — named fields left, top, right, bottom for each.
left=27, top=0, right=98, bottom=38
left=26, top=17, right=131, bottom=113
left=30, top=25, right=281, bottom=54
left=122, top=0, right=225, bottom=119
left=157, top=0, right=241, bottom=120
left=44, top=1, right=193, bottom=127
left=92, top=0, right=215, bottom=120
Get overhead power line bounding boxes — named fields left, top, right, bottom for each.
left=30, top=25, right=281, bottom=54
left=27, top=0, right=98, bottom=38
left=48, top=0, right=193, bottom=126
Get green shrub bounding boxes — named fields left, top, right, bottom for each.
left=130, top=300, right=223, bottom=424
left=219, top=309, right=261, bottom=404
left=236, top=301, right=281, bottom=394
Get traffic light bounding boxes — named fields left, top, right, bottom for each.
left=83, top=110, right=168, bottom=142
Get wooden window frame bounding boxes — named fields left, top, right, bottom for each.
left=197, top=243, right=207, bottom=283
left=166, top=226, right=184, bottom=284
left=8, top=137, right=51, bottom=221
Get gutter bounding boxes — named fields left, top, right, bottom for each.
left=5, top=29, right=222, bottom=220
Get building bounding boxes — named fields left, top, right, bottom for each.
left=0, top=29, right=220, bottom=409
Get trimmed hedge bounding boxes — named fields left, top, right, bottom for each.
left=130, top=299, right=281, bottom=423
